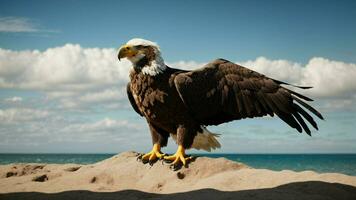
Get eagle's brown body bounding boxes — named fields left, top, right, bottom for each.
left=128, top=65, right=200, bottom=148
left=119, top=38, right=323, bottom=166
left=127, top=58, right=323, bottom=149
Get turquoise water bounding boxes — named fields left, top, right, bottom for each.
left=0, top=153, right=355, bottom=176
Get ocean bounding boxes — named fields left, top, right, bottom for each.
left=1, top=153, right=355, bottom=176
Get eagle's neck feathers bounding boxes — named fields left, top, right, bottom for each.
left=133, top=52, right=167, bottom=76
left=141, top=53, right=166, bottom=76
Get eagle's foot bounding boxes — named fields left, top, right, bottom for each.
left=140, top=144, right=166, bottom=165
left=164, top=145, right=192, bottom=170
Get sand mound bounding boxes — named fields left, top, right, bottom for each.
left=1, top=151, right=356, bottom=199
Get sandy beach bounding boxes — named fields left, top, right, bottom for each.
left=0, top=151, right=355, bottom=200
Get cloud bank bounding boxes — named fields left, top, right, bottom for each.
left=1, top=44, right=356, bottom=100
left=0, top=108, right=49, bottom=124
left=240, top=57, right=356, bottom=98
left=1, top=44, right=356, bottom=153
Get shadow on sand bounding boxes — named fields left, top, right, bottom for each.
left=1, top=181, right=356, bottom=200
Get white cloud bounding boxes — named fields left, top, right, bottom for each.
left=0, top=44, right=132, bottom=109
left=2, top=45, right=355, bottom=99
left=170, top=57, right=356, bottom=111
left=240, top=57, right=303, bottom=85
left=79, top=88, right=125, bottom=103
left=170, top=57, right=356, bottom=101
left=0, top=108, right=49, bottom=124
left=301, top=57, right=356, bottom=97
left=0, top=17, right=58, bottom=33
left=63, top=118, right=142, bottom=133
left=4, top=96, right=23, bottom=102
left=0, top=114, right=149, bottom=152
left=239, top=57, right=356, bottom=98
left=0, top=44, right=131, bottom=90
left=1, top=44, right=355, bottom=153
left=1, top=44, right=356, bottom=112
left=168, top=60, right=205, bottom=71
left=0, top=17, right=39, bottom=32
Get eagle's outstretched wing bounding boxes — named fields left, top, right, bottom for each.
left=174, top=59, right=323, bottom=135
left=127, top=83, right=143, bottom=117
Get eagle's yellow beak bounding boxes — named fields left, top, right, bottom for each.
left=118, top=45, right=138, bottom=61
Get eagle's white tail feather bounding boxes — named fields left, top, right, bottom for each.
left=170, top=126, right=221, bottom=152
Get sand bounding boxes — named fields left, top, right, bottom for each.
left=0, top=151, right=355, bottom=200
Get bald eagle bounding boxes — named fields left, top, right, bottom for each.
left=118, top=38, right=323, bottom=167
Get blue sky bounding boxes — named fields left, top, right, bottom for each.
left=1, top=0, right=356, bottom=62
left=0, top=0, right=356, bottom=153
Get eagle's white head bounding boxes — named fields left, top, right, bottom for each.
left=118, top=38, right=166, bottom=76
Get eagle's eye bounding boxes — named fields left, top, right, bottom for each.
left=126, top=46, right=130, bottom=50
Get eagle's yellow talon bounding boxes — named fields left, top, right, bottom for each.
left=164, top=145, right=190, bottom=166
left=141, top=144, right=165, bottom=163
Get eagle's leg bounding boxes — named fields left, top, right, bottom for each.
left=163, top=125, right=195, bottom=168
left=141, top=143, right=165, bottom=162
left=163, top=145, right=193, bottom=166
left=140, top=123, right=169, bottom=164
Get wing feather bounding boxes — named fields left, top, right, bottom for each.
left=174, top=59, right=323, bottom=135
left=292, top=112, right=311, bottom=135
left=293, top=103, right=318, bottom=130
left=127, top=83, right=143, bottom=117
left=292, top=96, right=324, bottom=120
